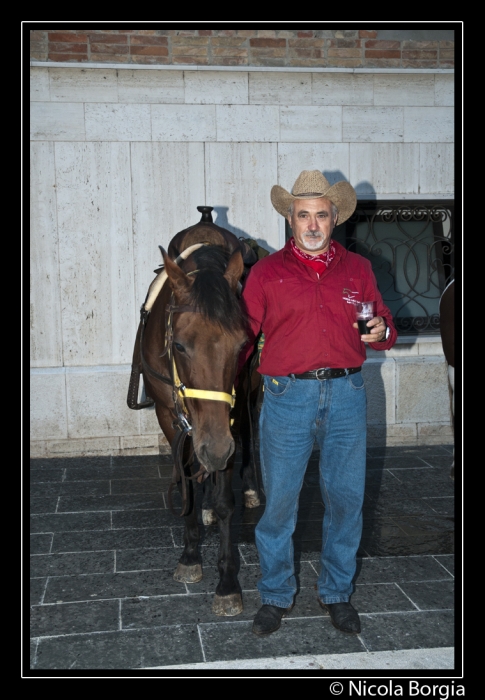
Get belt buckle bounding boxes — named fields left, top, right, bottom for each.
left=315, top=368, right=329, bottom=380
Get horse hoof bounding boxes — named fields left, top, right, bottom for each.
left=244, top=489, right=260, bottom=508
left=212, top=593, right=243, bottom=617
left=173, top=563, right=203, bottom=583
left=202, top=509, right=217, bottom=526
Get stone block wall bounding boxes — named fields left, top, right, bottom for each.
left=29, top=58, right=455, bottom=457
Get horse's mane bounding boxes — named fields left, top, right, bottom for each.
left=184, top=245, right=245, bottom=331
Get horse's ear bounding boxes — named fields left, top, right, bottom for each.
left=224, top=249, right=244, bottom=293
left=161, top=248, right=193, bottom=301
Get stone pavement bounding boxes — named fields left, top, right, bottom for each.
left=28, top=444, right=457, bottom=675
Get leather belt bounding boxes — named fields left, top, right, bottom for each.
left=291, top=367, right=361, bottom=380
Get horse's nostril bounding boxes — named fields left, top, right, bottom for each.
left=198, top=439, right=235, bottom=472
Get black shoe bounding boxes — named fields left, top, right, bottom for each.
left=318, top=600, right=361, bottom=634
left=252, top=603, right=294, bottom=636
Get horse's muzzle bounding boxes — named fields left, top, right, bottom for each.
left=196, top=437, right=235, bottom=473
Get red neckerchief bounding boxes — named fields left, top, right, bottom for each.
left=290, top=237, right=336, bottom=272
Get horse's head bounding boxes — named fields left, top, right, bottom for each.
left=163, top=245, right=247, bottom=472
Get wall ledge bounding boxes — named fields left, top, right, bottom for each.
left=30, top=61, right=455, bottom=75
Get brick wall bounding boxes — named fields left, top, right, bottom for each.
left=30, top=29, right=454, bottom=69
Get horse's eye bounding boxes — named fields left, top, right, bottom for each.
left=174, top=342, right=185, bottom=353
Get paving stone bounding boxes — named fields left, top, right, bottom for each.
left=51, top=526, right=174, bottom=553
left=59, top=479, right=111, bottom=496
left=354, top=555, right=454, bottom=584
left=43, top=569, right=184, bottom=604
left=30, top=551, right=115, bottom=577
left=30, top=533, right=53, bottom=554
left=417, top=455, right=457, bottom=469
left=64, top=465, right=162, bottom=481
left=367, top=497, right=437, bottom=517
left=30, top=578, right=47, bottom=605
left=30, top=481, right=111, bottom=497
left=366, top=445, right=451, bottom=458
left=30, top=496, right=58, bottom=514
left=238, top=543, right=261, bottom=565
left=34, top=625, right=204, bottom=670
left=385, top=469, right=455, bottom=498
left=360, top=530, right=454, bottom=557
left=366, top=456, right=433, bottom=470
left=110, top=478, right=169, bottom=495
left=397, top=580, right=454, bottom=611
left=30, top=511, right=111, bottom=533
left=111, top=509, right=172, bottom=529
left=434, top=554, right=454, bottom=576
left=391, top=515, right=455, bottom=535
left=30, top=483, right=66, bottom=498
left=111, top=455, right=169, bottom=467
left=30, top=468, right=64, bottom=483
left=361, top=516, right=405, bottom=538
left=352, top=582, right=417, bottom=613
left=425, top=498, right=454, bottom=516
left=121, top=589, right=262, bottom=628
left=199, top=616, right=365, bottom=663
left=30, top=639, right=38, bottom=669
left=115, top=546, right=185, bottom=573
left=31, top=457, right=111, bottom=469
left=359, top=610, right=454, bottom=652
left=57, top=493, right=166, bottom=512
left=31, top=599, right=120, bottom=637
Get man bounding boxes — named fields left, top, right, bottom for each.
left=239, top=170, right=397, bottom=636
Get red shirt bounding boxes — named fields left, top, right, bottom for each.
left=239, top=239, right=397, bottom=376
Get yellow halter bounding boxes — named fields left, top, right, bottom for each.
left=171, top=356, right=236, bottom=410
left=165, top=291, right=236, bottom=423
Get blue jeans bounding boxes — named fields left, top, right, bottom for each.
left=255, top=372, right=367, bottom=608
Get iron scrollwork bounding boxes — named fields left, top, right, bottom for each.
left=342, top=202, right=454, bottom=335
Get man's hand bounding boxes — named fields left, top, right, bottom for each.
left=353, top=316, right=387, bottom=343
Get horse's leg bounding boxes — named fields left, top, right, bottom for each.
left=173, top=453, right=204, bottom=583
left=237, top=370, right=261, bottom=509
left=150, top=403, right=202, bottom=583
left=156, top=408, right=202, bottom=584
left=239, top=413, right=260, bottom=509
left=211, top=459, right=243, bottom=616
left=201, top=475, right=218, bottom=526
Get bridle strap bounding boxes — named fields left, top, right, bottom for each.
left=167, top=301, right=236, bottom=412
left=182, top=388, right=235, bottom=406
left=171, top=355, right=235, bottom=409
left=139, top=302, right=235, bottom=408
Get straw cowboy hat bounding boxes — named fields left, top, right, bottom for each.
left=271, top=170, right=357, bottom=225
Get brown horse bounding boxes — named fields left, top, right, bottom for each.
left=439, top=279, right=455, bottom=479
left=127, top=207, right=261, bottom=616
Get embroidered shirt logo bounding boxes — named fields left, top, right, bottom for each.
left=342, top=287, right=360, bottom=304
